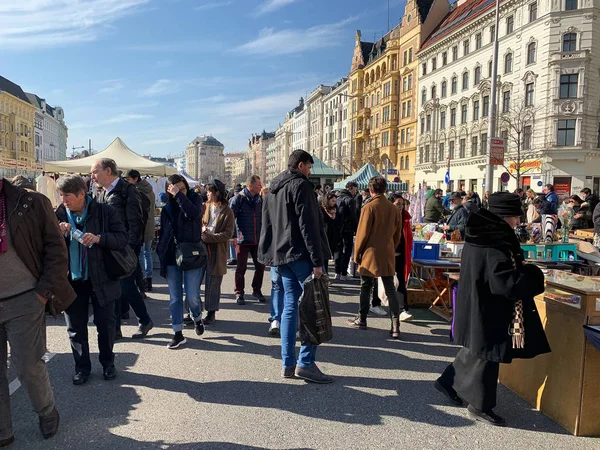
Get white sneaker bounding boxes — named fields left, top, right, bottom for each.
left=400, top=311, right=414, bottom=322
left=331, top=273, right=339, bottom=280
left=269, top=320, right=280, bottom=336
left=370, top=306, right=388, bottom=316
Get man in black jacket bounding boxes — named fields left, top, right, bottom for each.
left=334, top=181, right=358, bottom=280
left=259, top=149, right=333, bottom=384
left=91, top=158, right=153, bottom=339
left=443, top=192, right=470, bottom=239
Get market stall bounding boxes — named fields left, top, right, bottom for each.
left=333, top=163, right=408, bottom=191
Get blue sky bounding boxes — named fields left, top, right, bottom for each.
left=2, top=0, right=406, bottom=158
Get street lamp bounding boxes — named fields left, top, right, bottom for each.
left=71, top=145, right=85, bottom=158
left=485, top=0, right=501, bottom=193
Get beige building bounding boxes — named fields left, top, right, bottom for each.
left=186, top=135, right=225, bottom=183
left=248, top=130, right=275, bottom=180
left=224, top=152, right=246, bottom=187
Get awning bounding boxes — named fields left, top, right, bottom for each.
left=334, top=162, right=408, bottom=191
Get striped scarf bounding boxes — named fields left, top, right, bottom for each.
left=0, top=179, right=6, bottom=253
left=509, top=299, right=525, bottom=349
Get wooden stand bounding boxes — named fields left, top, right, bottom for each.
left=411, top=259, right=460, bottom=321
left=499, top=273, right=600, bottom=436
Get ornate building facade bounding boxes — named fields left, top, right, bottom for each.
left=186, top=135, right=225, bottom=183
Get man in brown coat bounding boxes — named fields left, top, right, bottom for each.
left=348, top=176, right=403, bottom=337
left=0, top=176, right=76, bottom=446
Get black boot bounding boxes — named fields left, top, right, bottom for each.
left=145, top=278, right=153, bottom=292
left=390, top=317, right=400, bottom=339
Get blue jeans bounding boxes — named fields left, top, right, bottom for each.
left=228, top=241, right=236, bottom=260
left=278, top=259, right=317, bottom=369
left=269, top=267, right=284, bottom=323
left=139, top=240, right=153, bottom=278
left=166, top=265, right=203, bottom=332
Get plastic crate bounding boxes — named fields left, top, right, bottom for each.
left=520, top=243, right=577, bottom=261
left=412, top=242, right=441, bottom=261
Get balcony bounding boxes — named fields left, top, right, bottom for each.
left=550, top=49, right=590, bottom=63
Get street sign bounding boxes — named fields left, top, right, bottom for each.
left=489, top=137, right=505, bottom=165
left=500, top=172, right=510, bottom=183
left=386, top=169, right=398, bottom=175
left=444, top=171, right=450, bottom=184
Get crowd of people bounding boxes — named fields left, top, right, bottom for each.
left=2, top=152, right=600, bottom=445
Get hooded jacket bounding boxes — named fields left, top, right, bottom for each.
left=136, top=179, right=156, bottom=243
left=230, top=187, right=262, bottom=245
left=336, top=189, right=358, bottom=234
left=454, top=208, right=551, bottom=363
left=258, top=170, right=325, bottom=268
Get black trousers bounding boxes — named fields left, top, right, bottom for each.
left=64, top=280, right=116, bottom=374
left=334, top=233, right=354, bottom=275
left=359, top=275, right=400, bottom=320
left=115, top=246, right=151, bottom=333
left=395, top=254, right=409, bottom=312
left=439, top=347, right=500, bottom=411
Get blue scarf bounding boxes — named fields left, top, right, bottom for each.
left=66, top=196, right=91, bottom=281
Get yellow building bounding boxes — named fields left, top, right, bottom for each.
left=348, top=0, right=449, bottom=191
left=0, top=76, right=36, bottom=171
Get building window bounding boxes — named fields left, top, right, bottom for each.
left=407, top=128, right=411, bottom=143
left=472, top=136, right=478, bottom=157
left=459, top=139, right=466, bottom=158
left=425, top=145, right=430, bottom=162
left=406, top=155, right=409, bottom=169
left=488, top=60, right=493, bottom=77
left=421, top=118, right=425, bottom=133
left=523, top=125, right=532, bottom=150
left=490, top=25, right=496, bottom=42
left=403, top=50, right=408, bottom=66
left=442, top=52, right=448, bottom=66
left=426, top=114, right=432, bottom=132
left=431, top=85, right=437, bottom=99
left=452, top=46, right=458, bottom=61
left=557, top=119, right=576, bottom=146
left=461, top=104, right=468, bottom=123
left=422, top=89, right=427, bottom=105
left=422, top=63, right=427, bottom=76
left=401, top=102, right=407, bottom=118
left=401, top=129, right=406, bottom=144
left=504, top=52, right=513, bottom=73
left=475, top=33, right=482, bottom=50
left=483, top=95, right=490, bottom=117
left=449, top=140, right=455, bottom=159
left=451, top=76, right=457, bottom=94
left=439, top=143, right=445, bottom=161
left=462, top=72, right=469, bottom=90
left=502, top=90, right=511, bottom=112
left=481, top=133, right=488, bottom=154
left=525, top=82, right=535, bottom=106
left=463, top=39, right=470, bottom=56
left=441, top=80, right=448, bottom=98
left=474, top=66, right=481, bottom=85
left=407, top=100, right=412, bottom=117
left=563, top=33, right=577, bottom=52
left=506, top=16, right=514, bottom=34
left=450, top=107, right=457, bottom=126
left=403, top=77, right=407, bottom=92
left=565, top=0, right=578, bottom=10
left=409, top=48, right=413, bottom=62
left=440, top=111, right=446, bottom=129
left=529, top=2, right=538, bottom=21
left=527, top=42, right=536, bottom=64
left=560, top=74, right=578, bottom=98
left=432, top=57, right=437, bottom=71
left=473, top=100, right=480, bottom=120
left=408, top=74, right=413, bottom=90
left=382, top=131, right=389, bottom=147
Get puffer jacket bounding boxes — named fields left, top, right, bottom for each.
left=230, top=188, right=262, bottom=245
left=136, top=179, right=156, bottom=243
left=56, top=200, right=128, bottom=306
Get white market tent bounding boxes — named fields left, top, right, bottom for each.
left=180, top=170, right=200, bottom=187
left=43, top=137, right=177, bottom=176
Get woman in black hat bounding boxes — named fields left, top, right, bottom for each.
left=201, top=180, right=235, bottom=324
left=435, top=192, right=550, bottom=427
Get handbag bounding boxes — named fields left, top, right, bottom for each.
left=100, top=204, right=138, bottom=280
left=175, top=237, right=207, bottom=271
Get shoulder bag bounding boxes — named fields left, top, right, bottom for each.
left=100, top=203, right=138, bottom=280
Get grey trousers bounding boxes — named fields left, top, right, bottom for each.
left=0, top=290, right=55, bottom=440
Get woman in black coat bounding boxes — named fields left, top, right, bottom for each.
left=435, top=192, right=550, bottom=427
left=320, top=192, right=342, bottom=275
left=55, top=175, right=128, bottom=385
left=568, top=195, right=591, bottom=229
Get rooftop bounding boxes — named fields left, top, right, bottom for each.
left=0, top=75, right=31, bottom=104
left=191, top=135, right=224, bottom=147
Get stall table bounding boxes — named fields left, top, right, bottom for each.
left=411, top=259, right=460, bottom=321
left=499, top=270, right=600, bottom=436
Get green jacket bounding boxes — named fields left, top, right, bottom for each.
left=423, top=196, right=446, bottom=223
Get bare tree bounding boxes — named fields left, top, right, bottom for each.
left=498, top=99, right=543, bottom=188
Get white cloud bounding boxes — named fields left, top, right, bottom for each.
left=195, top=1, right=232, bottom=11
left=212, top=91, right=304, bottom=117
left=255, top=0, right=299, bottom=16
left=70, top=113, right=152, bottom=129
left=141, top=79, right=179, bottom=97
left=124, top=41, right=222, bottom=52
left=99, top=80, right=125, bottom=94
left=233, top=17, right=357, bottom=56
left=0, top=0, right=150, bottom=50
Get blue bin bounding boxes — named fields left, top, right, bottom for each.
left=412, top=242, right=441, bottom=260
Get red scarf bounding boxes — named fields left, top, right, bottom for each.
left=0, top=179, right=6, bottom=253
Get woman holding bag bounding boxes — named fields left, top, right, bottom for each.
left=157, top=174, right=205, bottom=349
left=201, top=180, right=235, bottom=324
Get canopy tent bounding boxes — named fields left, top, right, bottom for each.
left=180, top=170, right=200, bottom=187
left=309, top=155, right=343, bottom=178
left=43, top=137, right=177, bottom=176
left=334, top=162, right=408, bottom=191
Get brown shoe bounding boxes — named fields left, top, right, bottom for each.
left=281, top=366, right=296, bottom=378
left=39, top=407, right=60, bottom=439
left=347, top=317, right=367, bottom=330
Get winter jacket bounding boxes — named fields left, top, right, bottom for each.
left=423, top=196, right=446, bottom=223
left=136, top=179, right=156, bottom=243
left=56, top=201, right=128, bottom=307
left=100, top=178, right=143, bottom=248
left=230, top=188, right=262, bottom=245
left=593, top=202, right=600, bottom=235
left=545, top=191, right=559, bottom=214
left=354, top=195, right=402, bottom=278
left=321, top=206, right=342, bottom=257
left=156, top=190, right=203, bottom=278
left=454, top=208, right=551, bottom=363
left=463, top=199, right=480, bottom=216
left=202, top=203, right=235, bottom=277
left=3, top=180, right=76, bottom=314
left=532, top=200, right=555, bottom=223
left=584, top=194, right=599, bottom=217
left=571, top=205, right=591, bottom=229
left=258, top=170, right=325, bottom=268
left=336, top=189, right=358, bottom=235
left=446, top=204, right=470, bottom=238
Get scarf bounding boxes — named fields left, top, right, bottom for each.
left=0, top=179, right=6, bottom=253
left=509, top=300, right=525, bottom=349
left=66, top=196, right=91, bottom=281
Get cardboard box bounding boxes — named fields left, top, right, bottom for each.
left=407, top=288, right=437, bottom=307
